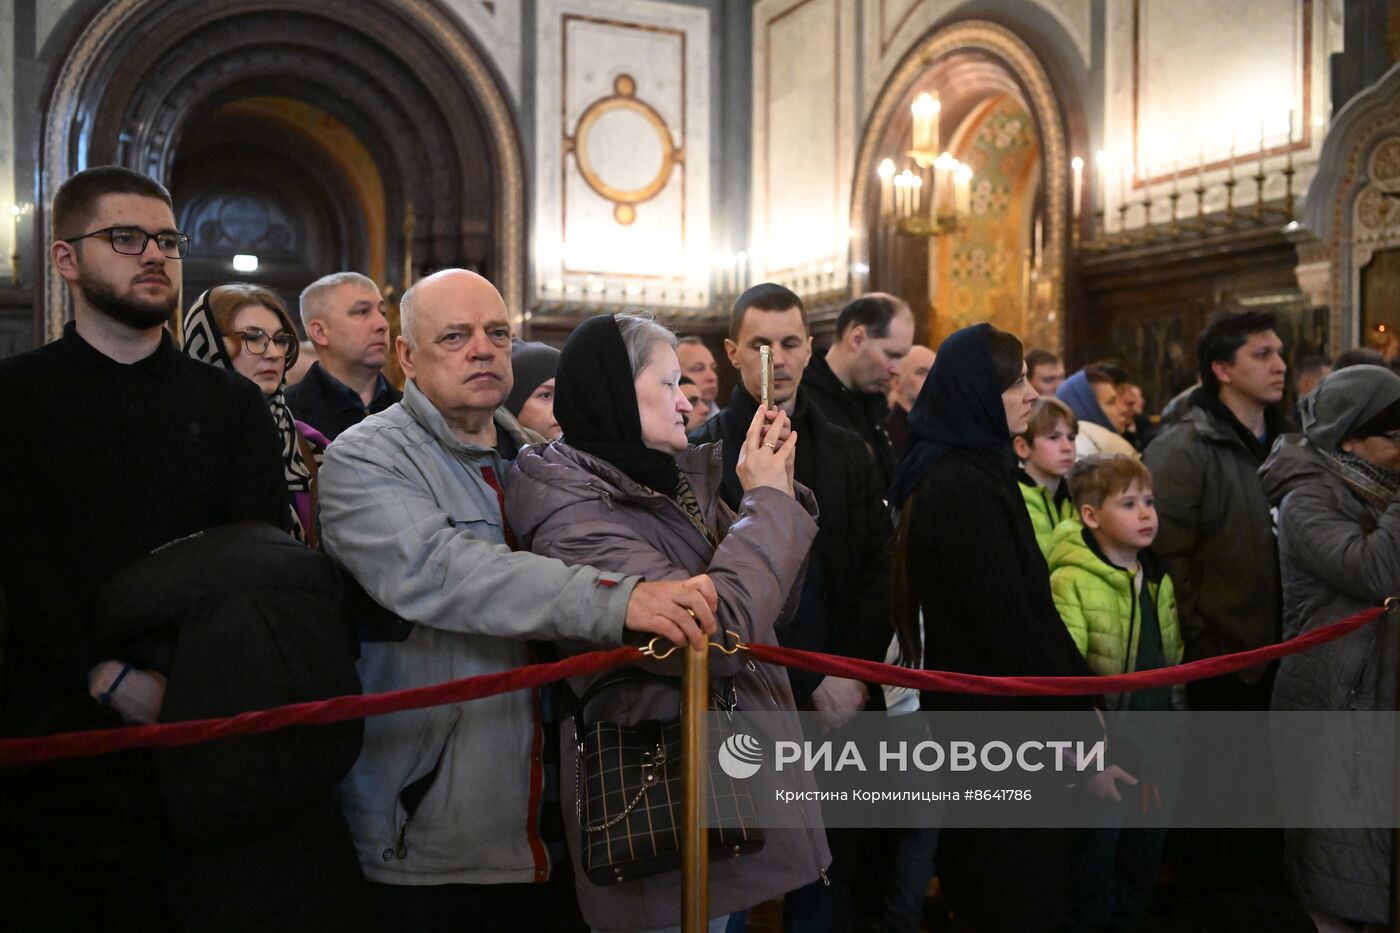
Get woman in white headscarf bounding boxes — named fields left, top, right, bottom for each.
left=1260, top=364, right=1400, bottom=931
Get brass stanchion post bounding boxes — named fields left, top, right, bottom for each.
left=682, top=641, right=710, bottom=932
left=1388, top=598, right=1400, bottom=933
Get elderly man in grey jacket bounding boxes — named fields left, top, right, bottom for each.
left=318, top=268, right=719, bottom=931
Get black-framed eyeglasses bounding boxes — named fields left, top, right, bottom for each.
left=232, top=327, right=299, bottom=364
left=64, top=225, right=190, bottom=259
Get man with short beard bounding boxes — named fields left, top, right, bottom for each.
left=0, top=166, right=291, bottom=928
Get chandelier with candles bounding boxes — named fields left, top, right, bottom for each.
left=876, top=92, right=973, bottom=238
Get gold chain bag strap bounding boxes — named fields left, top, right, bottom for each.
left=573, top=669, right=764, bottom=886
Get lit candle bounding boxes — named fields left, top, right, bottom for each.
left=955, top=165, right=972, bottom=217
left=1071, top=156, right=1084, bottom=219
left=911, top=93, right=941, bottom=155
left=1229, top=127, right=1236, bottom=180
left=1287, top=108, right=1295, bottom=144
left=935, top=153, right=955, bottom=215
left=878, top=159, right=895, bottom=218
left=912, top=175, right=923, bottom=217
left=1171, top=156, right=1179, bottom=195
left=1258, top=120, right=1266, bottom=175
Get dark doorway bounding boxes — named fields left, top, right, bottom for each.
left=170, top=99, right=373, bottom=325
left=38, top=0, right=524, bottom=343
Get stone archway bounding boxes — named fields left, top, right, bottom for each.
left=39, top=0, right=525, bottom=342
left=1297, top=62, right=1400, bottom=353
left=850, top=20, right=1072, bottom=351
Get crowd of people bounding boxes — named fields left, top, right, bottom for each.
left=1, top=165, right=1398, bottom=933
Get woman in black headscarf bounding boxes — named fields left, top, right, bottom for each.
left=890, top=323, right=1109, bottom=933
left=505, top=310, right=830, bottom=933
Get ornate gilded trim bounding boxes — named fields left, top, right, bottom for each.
left=567, top=75, right=680, bottom=226
left=41, top=0, right=526, bottom=337
left=849, top=19, right=1069, bottom=351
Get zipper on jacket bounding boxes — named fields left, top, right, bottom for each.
left=1109, top=567, right=1139, bottom=714
left=385, top=742, right=450, bottom=862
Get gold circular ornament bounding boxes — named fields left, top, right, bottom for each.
left=569, top=74, right=680, bottom=225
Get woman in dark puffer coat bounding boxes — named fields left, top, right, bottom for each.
left=1262, top=364, right=1400, bottom=931
left=506, top=310, right=829, bottom=933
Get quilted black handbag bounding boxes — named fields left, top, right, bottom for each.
left=573, top=669, right=765, bottom=886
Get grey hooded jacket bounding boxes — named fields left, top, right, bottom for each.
left=506, top=440, right=831, bottom=931
left=319, top=379, right=640, bottom=886
left=1143, top=394, right=1281, bottom=682
left=1261, top=365, right=1400, bottom=923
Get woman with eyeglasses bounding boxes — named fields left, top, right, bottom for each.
left=1261, top=364, right=1400, bottom=931
left=182, top=284, right=329, bottom=546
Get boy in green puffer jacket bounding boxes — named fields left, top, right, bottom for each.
left=1048, top=453, right=1184, bottom=932
left=1014, top=397, right=1080, bottom=560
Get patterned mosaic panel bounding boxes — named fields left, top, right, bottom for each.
left=934, top=95, right=1040, bottom=341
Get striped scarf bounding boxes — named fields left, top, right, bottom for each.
left=1321, top=447, right=1400, bottom=510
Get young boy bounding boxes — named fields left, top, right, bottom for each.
left=1047, top=453, right=1183, bottom=931
left=1014, top=396, right=1080, bottom=559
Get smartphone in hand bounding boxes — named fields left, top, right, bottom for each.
left=760, top=345, right=773, bottom=410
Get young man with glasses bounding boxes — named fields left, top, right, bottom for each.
left=0, top=166, right=296, bottom=929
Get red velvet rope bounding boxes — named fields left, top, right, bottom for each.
left=0, top=645, right=642, bottom=769
left=0, top=604, right=1386, bottom=769
left=748, top=605, right=1387, bottom=696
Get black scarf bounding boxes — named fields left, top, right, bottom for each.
left=554, top=314, right=681, bottom=497
left=889, top=323, right=1012, bottom=505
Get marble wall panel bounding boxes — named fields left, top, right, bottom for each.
left=1, top=0, right=14, bottom=276
left=752, top=0, right=856, bottom=281
left=440, top=0, right=523, bottom=103
left=1104, top=0, right=1332, bottom=225
left=536, top=0, right=710, bottom=303
left=862, top=0, right=1091, bottom=121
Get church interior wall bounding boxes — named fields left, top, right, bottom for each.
left=0, top=0, right=1394, bottom=391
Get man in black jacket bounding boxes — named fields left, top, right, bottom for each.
left=690, top=283, right=892, bottom=931
left=286, top=271, right=401, bottom=441
left=0, top=166, right=295, bottom=930
left=804, top=292, right=915, bottom=493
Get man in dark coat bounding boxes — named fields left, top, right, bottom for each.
left=286, top=271, right=401, bottom=441
left=0, top=166, right=293, bottom=929
left=1143, top=308, right=1292, bottom=910
left=1144, top=310, right=1291, bottom=710
left=690, top=283, right=892, bottom=931
left=803, top=292, right=915, bottom=493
